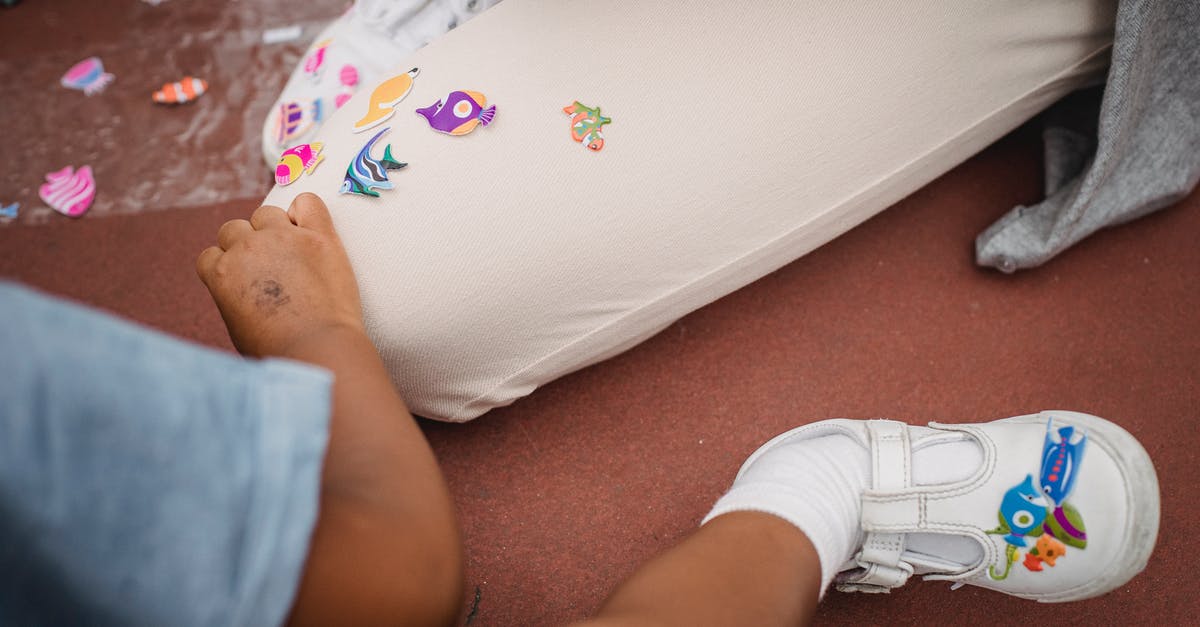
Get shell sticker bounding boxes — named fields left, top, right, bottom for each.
left=39, top=166, right=96, bottom=218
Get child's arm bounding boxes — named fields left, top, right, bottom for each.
left=197, top=193, right=462, bottom=627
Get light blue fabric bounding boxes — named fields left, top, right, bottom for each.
left=0, top=282, right=332, bottom=627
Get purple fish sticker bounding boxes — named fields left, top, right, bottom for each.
left=416, top=90, right=495, bottom=136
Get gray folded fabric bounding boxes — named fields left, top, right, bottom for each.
left=976, top=0, right=1200, bottom=273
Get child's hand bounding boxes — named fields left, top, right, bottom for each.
left=197, top=193, right=364, bottom=358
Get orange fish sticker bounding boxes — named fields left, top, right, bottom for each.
left=563, top=101, right=611, bottom=151
left=353, top=68, right=419, bottom=133
left=153, top=77, right=208, bottom=104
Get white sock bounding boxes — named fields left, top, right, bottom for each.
left=703, top=424, right=984, bottom=596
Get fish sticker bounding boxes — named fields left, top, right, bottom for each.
left=335, top=64, right=358, bottom=109
left=986, top=416, right=1090, bottom=580
left=275, top=142, right=325, bottom=186
left=340, top=127, right=406, bottom=197
left=353, top=67, right=419, bottom=133
left=303, top=39, right=332, bottom=81
left=416, top=90, right=496, bottom=136
left=0, top=202, right=18, bottom=220
left=1039, top=422, right=1087, bottom=506
left=61, top=57, right=114, bottom=96
left=563, top=101, right=611, bottom=151
left=273, top=98, right=323, bottom=145
left=39, top=166, right=96, bottom=218
left=153, top=77, right=208, bottom=104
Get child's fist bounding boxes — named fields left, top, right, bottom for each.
left=197, top=193, right=365, bottom=358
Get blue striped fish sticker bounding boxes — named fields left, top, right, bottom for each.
left=339, top=127, right=406, bottom=197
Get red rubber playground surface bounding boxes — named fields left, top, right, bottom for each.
left=2, top=1, right=1197, bottom=625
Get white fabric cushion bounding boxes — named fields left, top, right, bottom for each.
left=264, top=0, right=1115, bottom=421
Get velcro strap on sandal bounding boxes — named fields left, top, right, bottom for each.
left=868, top=419, right=910, bottom=492
left=835, top=564, right=915, bottom=593
left=839, top=420, right=916, bottom=593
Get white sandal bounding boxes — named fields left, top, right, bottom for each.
left=739, top=410, right=1160, bottom=602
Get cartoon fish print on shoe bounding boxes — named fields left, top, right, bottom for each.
left=416, top=90, right=496, bottom=136
left=563, top=101, right=611, bottom=151
left=1040, top=423, right=1089, bottom=548
left=997, top=474, right=1050, bottom=548
left=1040, top=422, right=1087, bottom=506
left=987, top=417, right=1089, bottom=580
left=340, top=128, right=406, bottom=197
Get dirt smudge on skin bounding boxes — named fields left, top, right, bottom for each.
left=251, top=278, right=291, bottom=316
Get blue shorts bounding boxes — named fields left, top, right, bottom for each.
left=0, top=282, right=332, bottom=626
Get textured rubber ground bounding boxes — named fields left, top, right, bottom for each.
left=0, top=115, right=1194, bottom=624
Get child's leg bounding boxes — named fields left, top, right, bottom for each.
left=576, top=412, right=1158, bottom=625
left=265, top=0, right=1117, bottom=421
left=578, top=512, right=823, bottom=627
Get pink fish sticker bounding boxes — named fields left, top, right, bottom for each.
left=39, top=166, right=96, bottom=218
left=275, top=142, right=325, bottom=186
left=303, top=39, right=332, bottom=81
left=335, top=64, right=358, bottom=109
left=61, top=57, right=114, bottom=96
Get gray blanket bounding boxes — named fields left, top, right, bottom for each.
left=975, top=0, right=1200, bottom=272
